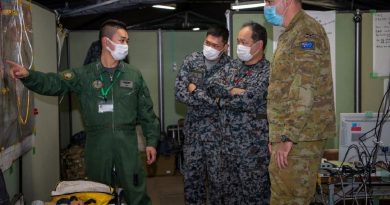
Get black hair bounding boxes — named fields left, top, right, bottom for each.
left=206, top=24, right=229, bottom=44
left=241, top=22, right=267, bottom=49
left=99, top=19, right=127, bottom=41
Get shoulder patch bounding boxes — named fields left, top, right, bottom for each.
left=300, top=41, right=315, bottom=50
left=92, top=80, right=103, bottom=89
left=61, top=71, right=75, bottom=80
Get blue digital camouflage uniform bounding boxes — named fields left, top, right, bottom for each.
left=208, top=58, right=270, bottom=205
left=267, top=10, right=336, bottom=205
left=175, top=51, right=231, bottom=205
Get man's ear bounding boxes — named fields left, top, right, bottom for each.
left=285, top=0, right=293, bottom=7
left=101, top=37, right=107, bottom=47
left=251, top=40, right=262, bottom=53
left=258, top=40, right=264, bottom=51
left=223, top=43, right=229, bottom=53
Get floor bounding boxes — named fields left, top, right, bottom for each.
left=147, top=174, right=185, bottom=205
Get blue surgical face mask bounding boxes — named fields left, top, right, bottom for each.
left=264, top=3, right=284, bottom=26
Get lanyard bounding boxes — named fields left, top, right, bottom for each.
left=100, top=71, right=121, bottom=99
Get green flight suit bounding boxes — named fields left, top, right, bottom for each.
left=21, top=61, right=159, bottom=205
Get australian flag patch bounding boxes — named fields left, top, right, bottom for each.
left=300, top=41, right=315, bottom=50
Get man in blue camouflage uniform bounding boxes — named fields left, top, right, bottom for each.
left=264, top=0, right=336, bottom=204
left=208, top=22, right=270, bottom=205
left=175, top=25, right=231, bottom=205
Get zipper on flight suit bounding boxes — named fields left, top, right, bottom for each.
left=111, top=72, right=115, bottom=132
left=110, top=63, right=124, bottom=132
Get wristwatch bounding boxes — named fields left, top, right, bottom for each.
left=280, top=135, right=292, bottom=143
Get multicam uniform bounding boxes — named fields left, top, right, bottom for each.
left=20, top=61, right=159, bottom=205
left=175, top=51, right=231, bottom=205
left=267, top=10, right=336, bottom=205
left=208, top=58, right=270, bottom=205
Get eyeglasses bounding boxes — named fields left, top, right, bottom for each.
left=204, top=40, right=225, bottom=50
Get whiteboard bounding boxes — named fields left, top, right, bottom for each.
left=373, top=12, right=390, bottom=77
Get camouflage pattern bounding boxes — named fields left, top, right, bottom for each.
left=269, top=140, right=326, bottom=205
left=182, top=140, right=223, bottom=205
left=267, top=10, right=336, bottom=144
left=61, top=145, right=86, bottom=180
left=175, top=51, right=231, bottom=205
left=208, top=58, right=270, bottom=205
left=267, top=10, right=336, bottom=205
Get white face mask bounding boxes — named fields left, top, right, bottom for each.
left=236, top=44, right=253, bottom=62
left=203, top=45, right=222, bottom=61
left=106, top=38, right=128, bottom=61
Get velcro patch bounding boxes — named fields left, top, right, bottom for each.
left=120, top=80, right=133, bottom=88
left=61, top=71, right=75, bottom=80
left=300, top=41, right=315, bottom=50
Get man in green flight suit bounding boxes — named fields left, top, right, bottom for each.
left=7, top=19, right=159, bottom=205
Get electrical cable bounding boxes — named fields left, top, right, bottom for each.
left=337, top=72, right=390, bottom=203
left=13, top=0, right=33, bottom=126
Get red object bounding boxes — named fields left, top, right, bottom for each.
left=33, top=108, right=38, bottom=115
left=351, top=127, right=361, bottom=131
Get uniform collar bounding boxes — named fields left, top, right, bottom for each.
left=284, top=10, right=305, bottom=32
left=95, top=61, right=125, bottom=75
left=242, top=58, right=269, bottom=70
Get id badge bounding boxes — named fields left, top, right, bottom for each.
left=98, top=100, right=114, bottom=113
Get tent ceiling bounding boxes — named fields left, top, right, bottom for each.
left=31, top=0, right=390, bottom=30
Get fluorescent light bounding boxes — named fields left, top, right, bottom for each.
left=152, top=4, right=176, bottom=10
left=192, top=27, right=200, bottom=31
left=231, top=2, right=265, bottom=10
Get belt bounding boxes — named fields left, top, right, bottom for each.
left=85, top=123, right=136, bottom=132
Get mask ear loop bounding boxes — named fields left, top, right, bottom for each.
left=250, top=41, right=262, bottom=57
left=281, top=0, right=292, bottom=17
left=106, top=37, right=120, bottom=53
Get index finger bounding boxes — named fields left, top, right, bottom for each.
left=5, top=60, right=18, bottom=66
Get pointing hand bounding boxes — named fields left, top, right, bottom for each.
left=6, top=60, right=29, bottom=79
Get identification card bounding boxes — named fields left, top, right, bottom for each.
left=98, top=100, right=114, bottom=113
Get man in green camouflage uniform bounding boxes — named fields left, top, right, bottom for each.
left=264, top=0, right=335, bottom=204
left=7, top=20, right=159, bottom=205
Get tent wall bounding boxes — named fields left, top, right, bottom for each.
left=128, top=31, right=159, bottom=116
left=162, top=31, right=206, bottom=128
left=68, top=31, right=98, bottom=135
left=361, top=13, right=385, bottom=112
left=59, top=37, right=71, bottom=150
